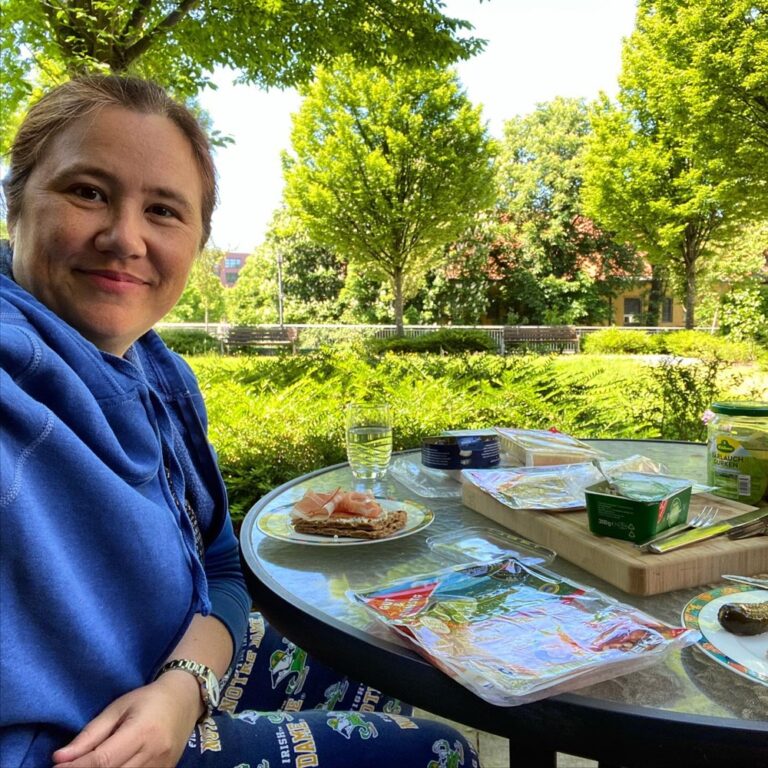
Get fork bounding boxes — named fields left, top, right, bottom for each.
left=635, top=505, right=719, bottom=551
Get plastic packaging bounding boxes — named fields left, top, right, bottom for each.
left=462, top=455, right=667, bottom=511
left=350, top=558, right=698, bottom=706
left=707, top=401, right=768, bottom=505
left=494, top=428, right=603, bottom=467
left=585, top=473, right=693, bottom=542
left=389, top=455, right=463, bottom=498
left=427, top=526, right=556, bottom=567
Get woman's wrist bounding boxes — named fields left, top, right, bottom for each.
left=153, top=668, right=207, bottom=723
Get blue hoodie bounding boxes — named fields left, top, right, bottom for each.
left=0, top=268, right=251, bottom=767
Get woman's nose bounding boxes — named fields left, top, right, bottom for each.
left=93, top=206, right=147, bottom=258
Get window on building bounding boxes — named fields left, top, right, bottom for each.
left=225, top=257, right=242, bottom=268
left=623, top=297, right=642, bottom=325
left=226, top=272, right=238, bottom=284
left=661, top=297, right=673, bottom=323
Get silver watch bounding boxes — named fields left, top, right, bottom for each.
left=156, top=658, right=221, bottom=714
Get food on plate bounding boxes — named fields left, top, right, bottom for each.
left=717, top=601, right=768, bottom=636
left=290, top=488, right=407, bottom=539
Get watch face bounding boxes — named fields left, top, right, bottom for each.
left=202, top=668, right=220, bottom=707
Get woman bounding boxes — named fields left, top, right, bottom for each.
left=0, top=76, right=481, bottom=768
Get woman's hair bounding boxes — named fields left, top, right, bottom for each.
left=4, top=75, right=217, bottom=248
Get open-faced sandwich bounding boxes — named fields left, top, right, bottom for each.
left=290, top=488, right=407, bottom=539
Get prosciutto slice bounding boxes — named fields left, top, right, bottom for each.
left=291, top=488, right=383, bottom=521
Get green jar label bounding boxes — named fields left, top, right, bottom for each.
left=707, top=435, right=768, bottom=504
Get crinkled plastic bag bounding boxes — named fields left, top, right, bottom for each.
left=463, top=455, right=666, bottom=511
left=350, top=559, right=698, bottom=706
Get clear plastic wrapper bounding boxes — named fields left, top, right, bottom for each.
left=462, top=455, right=666, bottom=511
left=389, top=454, right=463, bottom=498
left=350, top=559, right=698, bottom=706
left=495, top=428, right=604, bottom=467
left=608, top=472, right=693, bottom=502
left=427, top=526, right=556, bottom=567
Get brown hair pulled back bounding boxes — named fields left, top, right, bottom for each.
left=4, top=75, right=217, bottom=249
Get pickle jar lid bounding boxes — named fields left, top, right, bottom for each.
left=710, top=401, right=768, bottom=417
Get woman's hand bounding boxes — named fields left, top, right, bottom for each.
left=51, top=673, right=202, bottom=768
left=53, top=614, right=232, bottom=767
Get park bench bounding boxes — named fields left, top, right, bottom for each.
left=220, top=325, right=299, bottom=354
left=502, top=325, right=580, bottom=354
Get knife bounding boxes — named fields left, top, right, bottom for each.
left=648, top=508, right=768, bottom=554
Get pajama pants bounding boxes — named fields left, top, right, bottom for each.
left=179, top=614, right=481, bottom=768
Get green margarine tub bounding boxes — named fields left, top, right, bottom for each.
left=707, top=401, right=768, bottom=505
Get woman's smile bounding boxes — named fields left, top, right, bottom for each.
left=76, top=268, right=152, bottom=293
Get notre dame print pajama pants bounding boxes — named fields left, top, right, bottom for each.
left=179, top=614, right=481, bottom=768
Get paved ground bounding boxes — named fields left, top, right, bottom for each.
left=413, top=708, right=597, bottom=768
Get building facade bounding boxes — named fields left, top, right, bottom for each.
left=216, top=252, right=249, bottom=286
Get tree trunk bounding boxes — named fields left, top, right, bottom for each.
left=682, top=228, right=699, bottom=329
left=644, top=264, right=667, bottom=326
left=392, top=268, right=405, bottom=336
left=684, top=262, right=696, bottom=329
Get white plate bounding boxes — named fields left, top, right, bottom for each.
left=682, top=585, right=768, bottom=686
left=256, top=498, right=434, bottom=546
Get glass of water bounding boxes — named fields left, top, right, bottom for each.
left=345, top=403, right=393, bottom=480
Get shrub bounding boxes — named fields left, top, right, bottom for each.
left=635, top=357, right=728, bottom=442
left=188, top=350, right=649, bottom=521
left=581, top=328, right=662, bottom=355
left=157, top=328, right=220, bottom=355
left=184, top=348, right=764, bottom=523
left=660, top=330, right=755, bottom=362
left=367, top=328, right=498, bottom=354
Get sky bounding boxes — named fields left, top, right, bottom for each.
left=199, top=0, right=639, bottom=253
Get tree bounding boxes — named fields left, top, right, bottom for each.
left=417, top=220, right=496, bottom=325
left=164, top=246, right=226, bottom=324
left=582, top=3, right=761, bottom=328
left=698, top=219, right=768, bottom=340
left=1, top=0, right=483, bottom=152
left=262, top=209, right=346, bottom=324
left=495, top=97, right=642, bottom=325
left=283, top=58, right=496, bottom=333
left=225, top=249, right=279, bottom=325
left=632, top=1, right=768, bottom=205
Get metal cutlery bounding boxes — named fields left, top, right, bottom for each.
left=592, top=459, right=619, bottom=494
left=728, top=516, right=768, bottom=540
left=647, top=507, right=768, bottom=554
left=636, top=505, right=719, bottom=552
left=721, top=574, right=768, bottom=590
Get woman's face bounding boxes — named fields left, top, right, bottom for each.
left=9, top=106, right=204, bottom=356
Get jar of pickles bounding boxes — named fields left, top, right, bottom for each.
left=706, top=401, right=768, bottom=505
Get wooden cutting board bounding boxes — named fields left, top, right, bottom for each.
left=462, top=484, right=768, bottom=595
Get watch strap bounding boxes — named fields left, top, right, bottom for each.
left=155, top=658, right=220, bottom=719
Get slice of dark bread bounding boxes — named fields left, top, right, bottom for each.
left=292, top=509, right=407, bottom=539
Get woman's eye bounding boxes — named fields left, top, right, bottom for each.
left=70, top=185, right=105, bottom=202
left=148, top=204, right=177, bottom=219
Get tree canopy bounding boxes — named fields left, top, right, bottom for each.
left=632, top=0, right=768, bottom=201
left=1, top=0, right=484, bottom=151
left=283, top=58, right=496, bottom=332
left=164, top=246, right=226, bottom=323
left=495, top=97, right=641, bottom=324
left=581, top=1, right=765, bottom=328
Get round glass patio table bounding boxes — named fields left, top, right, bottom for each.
left=239, top=439, right=768, bottom=768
